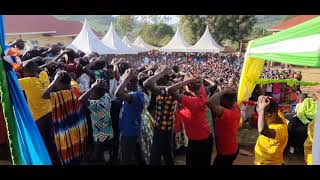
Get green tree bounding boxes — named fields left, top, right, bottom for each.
left=115, top=15, right=136, bottom=38
left=139, top=24, right=174, bottom=47
left=179, top=15, right=207, bottom=45
left=206, top=15, right=257, bottom=49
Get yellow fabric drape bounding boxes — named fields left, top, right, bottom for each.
left=237, top=57, right=265, bottom=104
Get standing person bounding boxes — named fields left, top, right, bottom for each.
left=138, top=73, right=155, bottom=165
left=79, top=79, right=114, bottom=164
left=207, top=89, right=240, bottom=165
left=108, top=59, right=122, bottom=163
left=115, top=68, right=144, bottom=165
left=42, top=71, right=89, bottom=165
left=77, top=58, right=91, bottom=93
left=144, top=67, right=176, bottom=165
left=254, top=96, right=288, bottom=165
left=18, top=60, right=60, bottom=164
left=167, top=76, right=213, bottom=165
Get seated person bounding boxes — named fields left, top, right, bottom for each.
left=288, top=95, right=317, bottom=154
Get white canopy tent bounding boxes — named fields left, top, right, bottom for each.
left=122, top=36, right=146, bottom=53
left=187, top=26, right=224, bottom=53
left=68, top=19, right=115, bottom=55
left=159, top=27, right=191, bottom=52
left=133, top=35, right=159, bottom=52
left=101, top=23, right=138, bottom=54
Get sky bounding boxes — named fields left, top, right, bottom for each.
left=169, top=16, right=180, bottom=24
left=113, top=15, right=180, bottom=25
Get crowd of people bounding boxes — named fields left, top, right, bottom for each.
left=0, top=39, right=318, bottom=165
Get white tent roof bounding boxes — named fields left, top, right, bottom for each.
left=101, top=23, right=138, bottom=54
left=133, top=35, right=159, bottom=52
left=188, top=26, right=224, bottom=53
left=68, top=19, right=115, bottom=55
left=159, top=27, right=191, bottom=52
left=122, top=36, right=146, bottom=53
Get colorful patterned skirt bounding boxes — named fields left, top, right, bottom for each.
left=50, top=90, right=89, bottom=165
left=139, top=109, right=155, bottom=164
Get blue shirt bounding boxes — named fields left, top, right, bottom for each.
left=119, top=91, right=144, bottom=136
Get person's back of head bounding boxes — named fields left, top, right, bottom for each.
left=77, top=50, right=85, bottom=57
left=220, top=92, right=237, bottom=109
left=21, top=60, right=40, bottom=77
left=94, top=59, right=106, bottom=70
left=66, top=49, right=77, bottom=62
left=59, top=72, right=72, bottom=90
left=172, top=65, right=179, bottom=73
left=119, top=63, right=130, bottom=75
left=78, top=57, right=89, bottom=67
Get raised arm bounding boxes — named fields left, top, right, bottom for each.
left=143, top=66, right=172, bottom=95
left=78, top=79, right=104, bottom=103
left=111, top=58, right=123, bottom=81
left=42, top=70, right=65, bottom=99
left=166, top=78, right=196, bottom=102
left=115, top=68, right=135, bottom=102
left=39, top=50, right=67, bottom=69
left=83, top=61, right=96, bottom=79
left=256, top=96, right=276, bottom=138
left=206, top=90, right=225, bottom=118
left=204, top=78, right=216, bottom=87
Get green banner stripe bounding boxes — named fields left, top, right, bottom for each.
left=251, top=16, right=320, bottom=48
left=248, top=52, right=320, bottom=67
left=255, top=78, right=320, bottom=87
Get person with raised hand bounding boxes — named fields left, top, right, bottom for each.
left=166, top=75, right=213, bottom=165
left=206, top=88, right=240, bottom=165
left=18, top=59, right=60, bottom=164
left=143, top=66, right=176, bottom=165
left=115, top=68, right=145, bottom=165
left=42, top=70, right=89, bottom=165
left=79, top=79, right=113, bottom=164
left=254, top=96, right=288, bottom=165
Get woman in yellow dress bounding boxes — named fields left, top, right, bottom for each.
left=254, top=96, right=288, bottom=165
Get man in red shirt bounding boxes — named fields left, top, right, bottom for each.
left=167, top=76, right=213, bottom=165
left=207, top=89, right=240, bottom=165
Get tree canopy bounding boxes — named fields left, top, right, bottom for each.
left=179, top=15, right=257, bottom=49
left=179, top=15, right=206, bottom=45
left=115, top=15, right=136, bottom=38
left=139, top=23, right=174, bottom=47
